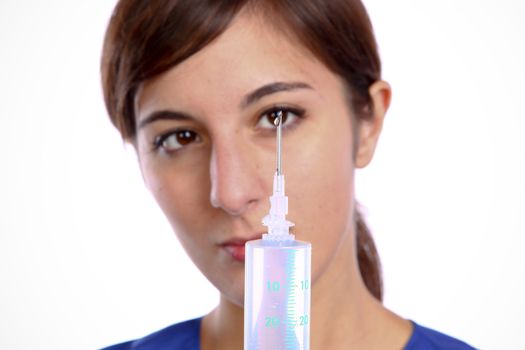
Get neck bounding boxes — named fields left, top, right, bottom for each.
left=310, top=228, right=379, bottom=348
left=200, top=295, right=243, bottom=350
left=310, top=228, right=412, bottom=349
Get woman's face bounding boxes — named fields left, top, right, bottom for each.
left=135, top=14, right=373, bottom=306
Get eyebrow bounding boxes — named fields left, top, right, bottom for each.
left=241, top=81, right=312, bottom=109
left=138, top=110, right=193, bottom=129
left=138, top=81, right=313, bottom=129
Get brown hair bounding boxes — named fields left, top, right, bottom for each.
left=101, top=0, right=383, bottom=301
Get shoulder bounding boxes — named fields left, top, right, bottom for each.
left=99, top=317, right=202, bottom=350
left=404, top=321, right=476, bottom=350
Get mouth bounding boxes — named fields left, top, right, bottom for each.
left=220, top=235, right=262, bottom=262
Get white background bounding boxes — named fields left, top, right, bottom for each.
left=0, top=1, right=523, bottom=349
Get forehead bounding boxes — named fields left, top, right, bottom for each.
left=136, top=12, right=341, bottom=120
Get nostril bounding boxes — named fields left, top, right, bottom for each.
left=209, top=188, right=222, bottom=210
left=209, top=164, right=262, bottom=216
left=209, top=186, right=258, bottom=216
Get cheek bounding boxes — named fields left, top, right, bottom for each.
left=139, top=153, right=247, bottom=306
left=140, top=156, right=212, bottom=242
left=286, top=115, right=356, bottom=282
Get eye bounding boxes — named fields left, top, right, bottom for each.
left=153, top=129, right=201, bottom=152
left=257, top=107, right=305, bottom=130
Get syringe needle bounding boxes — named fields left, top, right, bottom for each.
left=264, top=109, right=291, bottom=233
left=274, top=111, right=283, bottom=176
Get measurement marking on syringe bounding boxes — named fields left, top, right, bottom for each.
left=286, top=260, right=298, bottom=347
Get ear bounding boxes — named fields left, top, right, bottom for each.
left=355, top=80, right=391, bottom=168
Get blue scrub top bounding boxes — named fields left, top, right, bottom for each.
left=101, top=317, right=475, bottom=349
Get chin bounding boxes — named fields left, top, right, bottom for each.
left=214, top=267, right=246, bottom=308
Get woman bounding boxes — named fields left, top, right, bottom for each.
left=100, top=0, right=474, bottom=349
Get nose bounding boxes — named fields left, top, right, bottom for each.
left=209, top=136, right=264, bottom=216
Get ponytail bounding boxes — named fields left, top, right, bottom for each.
left=355, top=207, right=383, bottom=301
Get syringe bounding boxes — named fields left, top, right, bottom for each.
left=244, top=111, right=312, bottom=349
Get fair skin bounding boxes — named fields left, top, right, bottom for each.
left=134, top=12, right=411, bottom=350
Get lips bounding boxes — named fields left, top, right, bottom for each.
left=221, top=235, right=262, bottom=262
left=222, top=244, right=246, bottom=262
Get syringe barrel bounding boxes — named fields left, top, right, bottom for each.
left=244, top=239, right=311, bottom=350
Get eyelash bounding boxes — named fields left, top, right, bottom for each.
left=256, top=105, right=305, bottom=131
left=151, top=106, right=305, bottom=154
left=152, top=129, right=200, bottom=153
